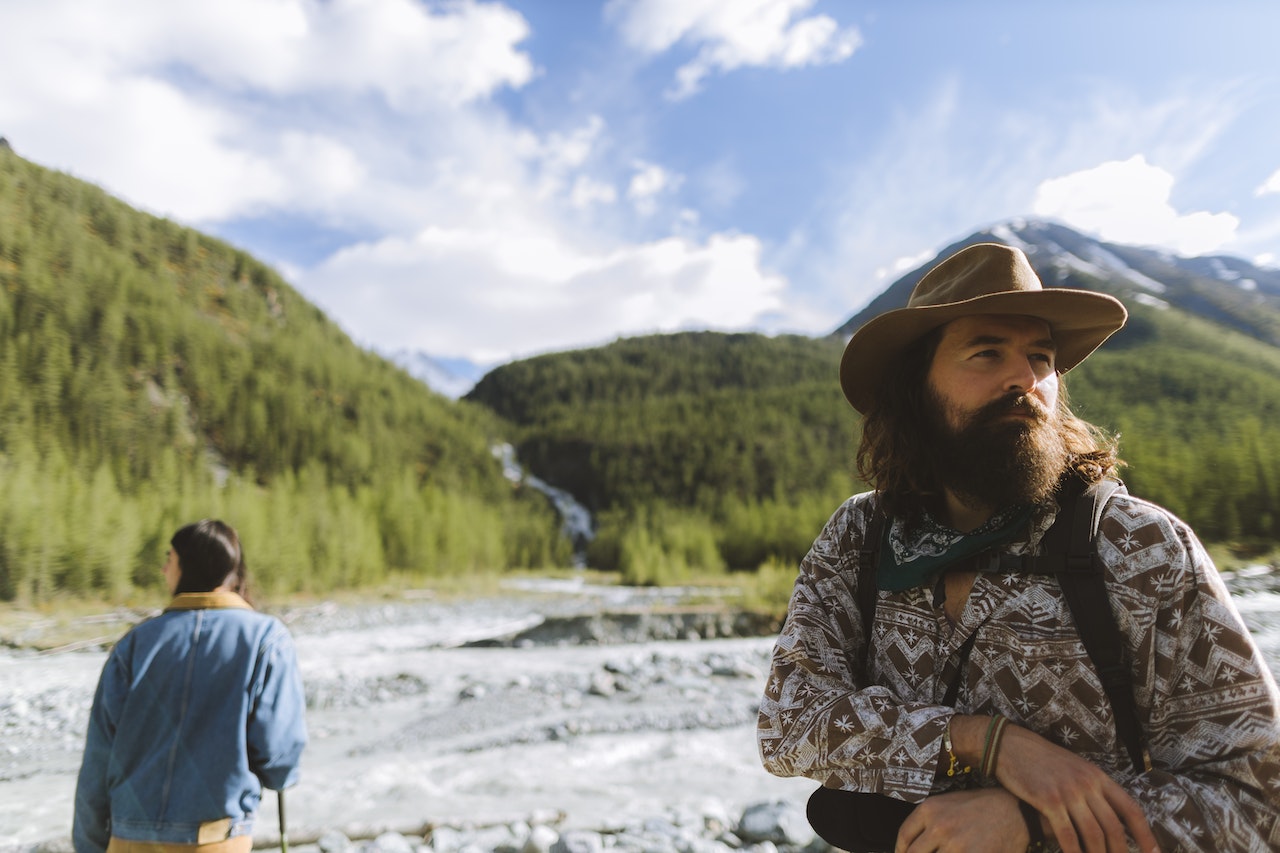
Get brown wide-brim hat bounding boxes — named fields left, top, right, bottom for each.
left=840, top=242, right=1127, bottom=414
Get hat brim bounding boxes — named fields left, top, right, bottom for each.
left=839, top=288, right=1127, bottom=414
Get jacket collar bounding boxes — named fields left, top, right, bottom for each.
left=165, top=591, right=253, bottom=612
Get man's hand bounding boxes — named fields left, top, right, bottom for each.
left=894, top=788, right=1029, bottom=853
left=979, top=718, right=1160, bottom=853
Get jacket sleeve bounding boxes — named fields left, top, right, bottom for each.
left=1104, top=498, right=1280, bottom=850
left=246, top=622, right=308, bottom=791
left=757, top=495, right=952, bottom=804
left=73, top=646, right=129, bottom=853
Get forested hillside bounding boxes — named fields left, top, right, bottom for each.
left=0, top=148, right=567, bottom=603
left=1071, top=303, right=1280, bottom=540
left=7, top=143, right=1277, bottom=602
left=471, top=227, right=1280, bottom=581
left=467, top=333, right=857, bottom=580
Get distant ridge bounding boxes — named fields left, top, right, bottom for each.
left=834, top=218, right=1280, bottom=348
left=388, top=348, right=492, bottom=399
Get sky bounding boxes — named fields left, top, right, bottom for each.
left=1, top=0, right=1278, bottom=369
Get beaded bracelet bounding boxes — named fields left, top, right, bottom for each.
left=980, top=713, right=1009, bottom=780
left=1017, top=798, right=1048, bottom=853
left=943, top=719, right=971, bottom=778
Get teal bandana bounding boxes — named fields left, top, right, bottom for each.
left=876, top=505, right=1035, bottom=592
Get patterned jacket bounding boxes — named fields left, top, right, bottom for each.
left=758, top=490, right=1280, bottom=851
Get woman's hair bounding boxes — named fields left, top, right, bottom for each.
left=855, top=325, right=1122, bottom=520
left=170, top=519, right=250, bottom=600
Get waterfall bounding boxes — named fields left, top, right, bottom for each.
left=493, top=443, right=594, bottom=567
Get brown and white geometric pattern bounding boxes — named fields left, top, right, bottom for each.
left=758, top=491, right=1280, bottom=851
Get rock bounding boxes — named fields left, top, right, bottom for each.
left=471, top=822, right=529, bottom=853
left=523, top=823, right=560, bottom=853
left=363, top=832, right=417, bottom=853
left=699, top=802, right=735, bottom=836
left=319, top=829, right=355, bottom=852
left=429, top=826, right=471, bottom=853
left=460, top=683, right=488, bottom=700
left=680, top=838, right=735, bottom=853
left=640, top=816, right=681, bottom=837
left=736, top=802, right=815, bottom=847
left=742, top=842, right=778, bottom=853
left=588, top=672, right=617, bottom=697
left=550, top=829, right=605, bottom=853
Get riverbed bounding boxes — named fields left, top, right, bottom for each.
left=2, top=568, right=1278, bottom=851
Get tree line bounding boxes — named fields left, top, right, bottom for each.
left=0, top=148, right=569, bottom=603
left=470, top=313, right=1280, bottom=582
left=6, top=143, right=1280, bottom=603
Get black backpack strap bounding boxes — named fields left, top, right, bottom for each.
left=972, top=477, right=1148, bottom=773
left=1051, top=478, right=1150, bottom=774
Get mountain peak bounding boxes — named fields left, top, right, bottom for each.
left=833, top=219, right=1280, bottom=347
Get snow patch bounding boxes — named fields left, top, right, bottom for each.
left=1209, top=258, right=1241, bottom=281
left=1052, top=245, right=1167, bottom=294
left=990, top=222, right=1030, bottom=251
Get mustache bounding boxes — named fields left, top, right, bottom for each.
left=972, top=392, right=1051, bottom=426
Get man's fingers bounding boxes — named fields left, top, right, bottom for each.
left=1040, top=796, right=1132, bottom=853
left=894, top=815, right=922, bottom=853
left=1066, top=800, right=1110, bottom=853
left=1104, top=784, right=1161, bottom=853
left=1086, top=792, right=1134, bottom=853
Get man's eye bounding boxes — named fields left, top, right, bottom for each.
left=1031, top=353, right=1053, bottom=364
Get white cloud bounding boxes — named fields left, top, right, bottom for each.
left=569, top=177, right=619, bottom=209
left=0, top=0, right=802, bottom=366
left=43, top=0, right=535, bottom=108
left=876, top=250, right=934, bottom=283
left=1258, top=168, right=1280, bottom=196
left=300, top=225, right=788, bottom=362
left=0, top=0, right=535, bottom=220
left=606, top=0, right=860, bottom=99
left=788, top=82, right=1255, bottom=325
left=627, top=161, right=682, bottom=215
left=1033, top=155, right=1239, bottom=256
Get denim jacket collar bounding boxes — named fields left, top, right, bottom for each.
left=165, top=591, right=253, bottom=612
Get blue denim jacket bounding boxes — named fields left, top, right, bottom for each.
left=73, top=592, right=308, bottom=852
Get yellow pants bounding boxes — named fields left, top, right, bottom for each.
left=106, top=833, right=253, bottom=853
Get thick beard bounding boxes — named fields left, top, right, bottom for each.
left=925, top=387, right=1069, bottom=510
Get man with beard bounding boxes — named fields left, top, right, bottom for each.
left=757, top=243, right=1280, bottom=853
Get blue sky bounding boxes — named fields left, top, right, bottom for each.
left=2, top=0, right=1278, bottom=368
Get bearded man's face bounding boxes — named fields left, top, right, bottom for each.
left=923, top=315, right=1069, bottom=509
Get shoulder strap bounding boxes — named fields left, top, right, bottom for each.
left=1048, top=477, right=1151, bottom=773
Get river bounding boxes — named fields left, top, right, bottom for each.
left=2, top=568, right=1278, bottom=851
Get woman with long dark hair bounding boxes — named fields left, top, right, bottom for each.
left=73, top=520, right=307, bottom=853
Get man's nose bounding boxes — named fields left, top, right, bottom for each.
left=1003, top=359, right=1040, bottom=394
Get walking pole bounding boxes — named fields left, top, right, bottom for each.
left=278, top=789, right=288, bottom=853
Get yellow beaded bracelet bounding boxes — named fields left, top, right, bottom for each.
left=943, top=720, right=971, bottom=777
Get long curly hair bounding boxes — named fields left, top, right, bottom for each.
left=855, top=326, right=1122, bottom=521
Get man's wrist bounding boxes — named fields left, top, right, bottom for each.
left=946, top=714, right=988, bottom=770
